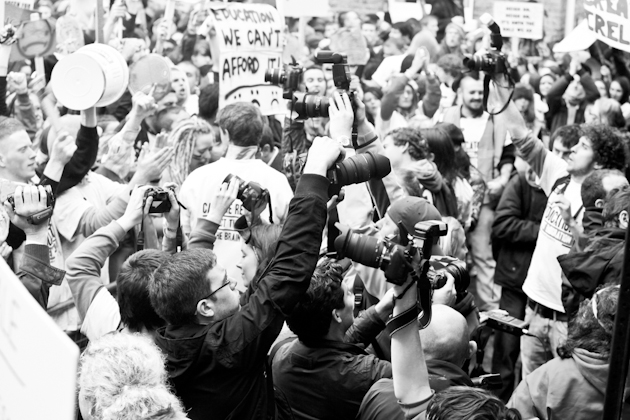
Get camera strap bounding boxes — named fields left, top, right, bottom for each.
left=483, top=73, right=515, bottom=116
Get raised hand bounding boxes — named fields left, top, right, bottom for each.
left=328, top=91, right=354, bottom=142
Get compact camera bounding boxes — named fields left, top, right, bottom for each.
left=144, top=186, right=176, bottom=214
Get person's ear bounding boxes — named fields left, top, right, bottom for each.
left=220, top=128, right=230, bottom=143
left=0, top=153, right=7, bottom=168
left=428, top=152, right=435, bottom=162
left=468, top=340, right=478, bottom=360
left=595, top=198, right=605, bottom=208
left=196, top=299, right=214, bottom=319
left=332, top=309, right=342, bottom=324
left=619, top=210, right=629, bottom=229
left=262, top=144, right=271, bottom=154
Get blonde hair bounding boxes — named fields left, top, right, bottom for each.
left=166, top=117, right=213, bottom=186
left=78, top=333, right=187, bottom=420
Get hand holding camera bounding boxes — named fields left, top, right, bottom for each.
left=207, top=178, right=239, bottom=224
left=328, top=91, right=354, bottom=143
left=5, top=185, right=53, bottom=238
left=303, top=136, right=345, bottom=177
left=118, top=186, right=154, bottom=232
left=162, top=183, right=181, bottom=230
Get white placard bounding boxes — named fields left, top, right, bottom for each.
left=388, top=0, right=424, bottom=23
left=493, top=1, right=544, bottom=40
left=280, top=0, right=331, bottom=17
left=0, top=258, right=80, bottom=420
left=584, top=0, right=630, bottom=53
left=206, top=3, right=284, bottom=116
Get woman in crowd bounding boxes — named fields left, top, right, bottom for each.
left=421, top=126, right=472, bottom=228
left=78, top=333, right=188, bottom=420
left=165, top=117, right=214, bottom=186
left=584, top=97, right=626, bottom=128
left=509, top=285, right=622, bottom=419
left=237, top=223, right=283, bottom=288
left=609, top=76, right=630, bottom=124
left=435, top=23, right=465, bottom=61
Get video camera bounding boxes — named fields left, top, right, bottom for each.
left=265, top=51, right=355, bottom=125
left=462, top=13, right=514, bottom=115
left=6, top=185, right=54, bottom=225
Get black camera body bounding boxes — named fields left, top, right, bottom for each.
left=427, top=256, right=470, bottom=298
left=335, top=220, right=448, bottom=285
left=265, top=51, right=354, bottom=121
left=144, top=186, right=175, bottom=214
left=224, top=174, right=269, bottom=214
left=463, top=14, right=508, bottom=76
left=6, top=185, right=54, bottom=225
left=264, top=63, right=303, bottom=100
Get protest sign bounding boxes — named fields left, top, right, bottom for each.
left=330, top=28, right=369, bottom=65
left=280, top=0, right=331, bottom=17
left=0, top=259, right=80, bottom=419
left=389, top=0, right=424, bottom=23
left=584, top=0, right=630, bottom=53
left=493, top=1, right=544, bottom=40
left=329, top=0, right=386, bottom=14
left=56, top=15, right=84, bottom=55
left=205, top=2, right=284, bottom=115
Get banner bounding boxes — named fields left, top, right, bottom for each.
left=205, top=3, right=284, bottom=116
left=0, top=259, right=79, bottom=419
left=329, top=0, right=386, bottom=14
left=493, top=1, right=544, bottom=40
left=584, top=0, right=630, bottom=52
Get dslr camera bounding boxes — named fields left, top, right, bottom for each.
left=427, top=256, right=470, bottom=298
left=144, top=185, right=176, bottom=214
left=463, top=14, right=508, bottom=75
left=335, top=220, right=448, bottom=286
left=224, top=174, right=270, bottom=214
left=327, top=151, right=391, bottom=197
left=265, top=51, right=354, bottom=120
left=6, top=185, right=54, bottom=225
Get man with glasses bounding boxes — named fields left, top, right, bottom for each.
left=149, top=135, right=345, bottom=420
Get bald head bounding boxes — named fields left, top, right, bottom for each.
left=420, top=304, right=470, bottom=367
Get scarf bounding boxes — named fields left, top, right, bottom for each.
left=225, top=145, right=258, bottom=160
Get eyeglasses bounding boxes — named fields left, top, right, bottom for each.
left=201, top=273, right=237, bottom=301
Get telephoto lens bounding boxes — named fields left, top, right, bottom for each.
left=264, top=68, right=286, bottom=85
left=293, top=92, right=330, bottom=119
left=329, top=151, right=391, bottom=187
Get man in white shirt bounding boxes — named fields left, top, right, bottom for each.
left=179, top=102, right=293, bottom=287
left=442, top=74, right=514, bottom=312
left=497, top=95, right=628, bottom=377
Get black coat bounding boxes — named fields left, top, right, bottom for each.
left=491, top=172, right=547, bottom=291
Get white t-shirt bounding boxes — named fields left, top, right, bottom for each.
left=371, top=55, right=406, bottom=88
left=522, top=153, right=583, bottom=313
left=179, top=158, right=294, bottom=285
left=459, top=112, right=490, bottom=169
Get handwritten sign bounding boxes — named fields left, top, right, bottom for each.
left=329, top=0, right=386, bottom=14
left=205, top=3, right=284, bottom=115
left=584, top=0, right=630, bottom=52
left=493, top=2, right=544, bottom=40
left=0, top=258, right=79, bottom=420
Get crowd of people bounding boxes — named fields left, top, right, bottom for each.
left=4, top=0, right=630, bottom=419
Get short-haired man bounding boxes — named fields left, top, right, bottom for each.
left=150, top=136, right=343, bottom=420
left=272, top=260, right=395, bottom=420
left=496, top=85, right=628, bottom=376
left=357, top=304, right=477, bottom=420
left=442, top=72, right=515, bottom=312
left=408, top=14, right=439, bottom=58
left=179, top=102, right=294, bottom=284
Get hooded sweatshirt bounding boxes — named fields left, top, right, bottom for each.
left=509, top=349, right=630, bottom=419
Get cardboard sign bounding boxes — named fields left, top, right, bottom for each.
left=389, top=0, right=424, bottom=23
left=6, top=0, right=35, bottom=9
left=493, top=2, right=544, bottom=40
left=0, top=259, right=80, bottom=419
left=329, top=0, right=386, bottom=14
left=280, top=0, right=331, bottom=17
left=584, top=0, right=630, bottom=52
left=205, top=2, right=284, bottom=115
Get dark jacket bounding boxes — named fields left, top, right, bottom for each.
left=492, top=172, right=547, bottom=290
left=153, top=174, right=329, bottom=420
left=559, top=227, right=625, bottom=302
left=271, top=306, right=392, bottom=420
left=546, top=71, right=599, bottom=135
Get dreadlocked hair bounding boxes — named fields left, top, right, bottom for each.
left=167, top=117, right=213, bottom=186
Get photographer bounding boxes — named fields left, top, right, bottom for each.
left=5, top=185, right=65, bottom=308
left=65, top=186, right=180, bottom=341
left=149, top=134, right=344, bottom=420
